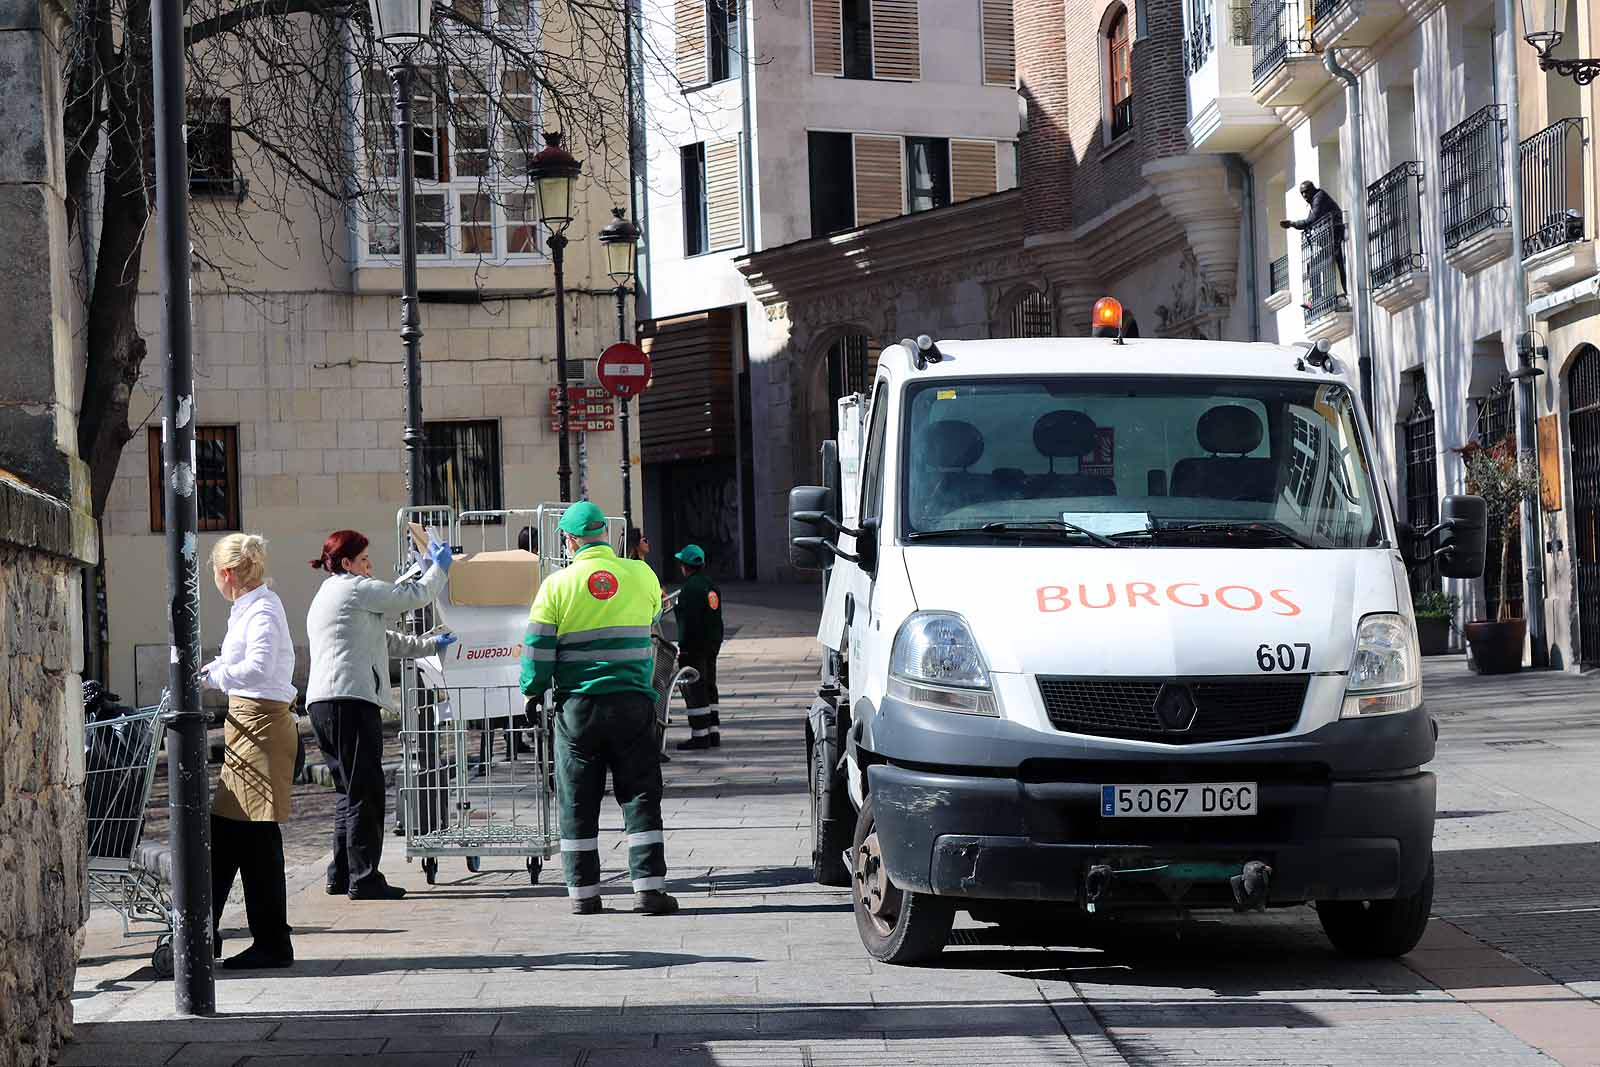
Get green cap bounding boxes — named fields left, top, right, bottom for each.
left=674, top=544, right=705, bottom=566
left=558, top=500, right=609, bottom=536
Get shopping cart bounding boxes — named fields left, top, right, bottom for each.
left=84, top=694, right=174, bottom=978
left=393, top=503, right=624, bottom=886
left=650, top=589, right=701, bottom=756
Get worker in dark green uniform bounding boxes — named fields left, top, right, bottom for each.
left=519, top=501, right=678, bottom=916
left=672, top=544, right=724, bottom=751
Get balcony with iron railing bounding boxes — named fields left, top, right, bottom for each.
left=1368, top=161, right=1427, bottom=310
left=1310, top=0, right=1405, bottom=50
left=1440, top=104, right=1513, bottom=274
left=1250, top=0, right=1327, bottom=108
left=1302, top=209, right=1352, bottom=340
left=1520, top=117, right=1594, bottom=290
left=1187, top=0, right=1278, bottom=152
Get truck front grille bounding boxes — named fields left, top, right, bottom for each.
left=1036, top=675, right=1309, bottom=744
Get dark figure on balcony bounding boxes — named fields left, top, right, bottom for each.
left=1281, top=180, right=1348, bottom=304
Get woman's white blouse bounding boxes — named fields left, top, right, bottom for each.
left=204, top=585, right=297, bottom=703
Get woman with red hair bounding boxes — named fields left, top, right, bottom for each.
left=305, top=529, right=456, bottom=900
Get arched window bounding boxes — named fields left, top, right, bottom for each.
left=1106, top=7, right=1133, bottom=140
left=1002, top=287, right=1055, bottom=337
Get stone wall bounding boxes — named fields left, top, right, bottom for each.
left=0, top=0, right=96, bottom=1061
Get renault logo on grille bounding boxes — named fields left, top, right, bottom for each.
left=1153, top=683, right=1198, bottom=732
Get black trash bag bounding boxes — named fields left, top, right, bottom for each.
left=82, top=680, right=159, bottom=860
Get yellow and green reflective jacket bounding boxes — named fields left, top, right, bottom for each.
left=519, top=543, right=662, bottom=697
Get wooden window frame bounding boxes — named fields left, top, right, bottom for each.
left=148, top=425, right=241, bottom=534
left=1105, top=6, right=1134, bottom=143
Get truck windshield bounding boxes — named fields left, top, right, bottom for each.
left=900, top=376, right=1383, bottom=549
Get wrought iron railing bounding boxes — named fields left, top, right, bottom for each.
left=1440, top=104, right=1510, bottom=252
left=1186, top=0, right=1214, bottom=74
left=1251, top=0, right=1314, bottom=84
left=1313, top=0, right=1347, bottom=25
left=1269, top=254, right=1290, bottom=295
left=1301, top=210, right=1347, bottom=320
left=1368, top=161, right=1425, bottom=290
left=1520, top=117, right=1587, bottom=257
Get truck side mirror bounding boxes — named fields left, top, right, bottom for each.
left=856, top=518, right=879, bottom=577
left=789, top=485, right=837, bottom=570
left=1394, top=519, right=1420, bottom=566
left=1434, top=495, right=1488, bottom=580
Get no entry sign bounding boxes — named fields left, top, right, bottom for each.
left=596, top=342, right=653, bottom=399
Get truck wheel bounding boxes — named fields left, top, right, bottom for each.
left=1317, top=859, right=1434, bottom=957
left=852, top=796, right=953, bottom=965
left=810, top=733, right=852, bottom=887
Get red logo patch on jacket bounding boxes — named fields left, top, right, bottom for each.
left=707, top=591, right=720, bottom=610
left=587, top=571, right=618, bottom=600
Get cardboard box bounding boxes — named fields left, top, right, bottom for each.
left=447, top=549, right=540, bottom=607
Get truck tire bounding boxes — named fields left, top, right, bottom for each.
left=1316, top=859, right=1434, bottom=957
left=810, top=732, right=853, bottom=887
left=851, top=796, right=953, bottom=965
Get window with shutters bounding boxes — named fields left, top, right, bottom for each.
left=422, top=420, right=503, bottom=519
left=950, top=139, right=998, bottom=202
left=681, top=140, right=743, bottom=255
left=853, top=134, right=905, bottom=225
left=676, top=0, right=708, bottom=85
left=1105, top=6, right=1134, bottom=140
left=980, top=0, right=1015, bottom=86
left=870, top=0, right=920, bottom=79
left=680, top=0, right=738, bottom=87
left=815, top=0, right=916, bottom=80
left=352, top=2, right=544, bottom=266
left=843, top=0, right=873, bottom=78
left=148, top=426, right=240, bottom=533
left=187, top=97, right=236, bottom=195
left=905, top=137, right=950, bottom=214
left=809, top=131, right=856, bottom=237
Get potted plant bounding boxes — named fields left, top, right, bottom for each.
left=1412, top=590, right=1457, bottom=657
left=1456, top=437, right=1542, bottom=674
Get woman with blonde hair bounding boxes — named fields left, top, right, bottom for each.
left=200, top=533, right=297, bottom=969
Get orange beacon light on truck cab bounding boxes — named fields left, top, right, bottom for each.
left=1091, top=296, right=1125, bottom=341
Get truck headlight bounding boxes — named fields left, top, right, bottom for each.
left=887, top=611, right=997, bottom=716
left=1341, top=613, right=1422, bottom=718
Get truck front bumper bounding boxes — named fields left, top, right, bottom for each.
left=865, top=761, right=1435, bottom=906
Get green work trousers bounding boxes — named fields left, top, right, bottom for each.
left=554, top=690, right=667, bottom=898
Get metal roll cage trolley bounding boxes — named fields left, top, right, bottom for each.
left=392, top=503, right=698, bottom=886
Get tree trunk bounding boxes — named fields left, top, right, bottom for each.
left=1498, top=520, right=1513, bottom=622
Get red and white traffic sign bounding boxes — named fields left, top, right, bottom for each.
left=596, top=342, right=653, bottom=399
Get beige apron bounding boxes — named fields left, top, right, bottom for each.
left=212, top=696, right=297, bottom=823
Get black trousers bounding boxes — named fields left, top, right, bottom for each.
left=679, top=642, right=722, bottom=735
left=308, top=699, right=389, bottom=892
left=211, top=814, right=289, bottom=949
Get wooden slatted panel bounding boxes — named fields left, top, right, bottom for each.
left=812, top=0, right=843, bottom=76
left=638, top=310, right=737, bottom=463
left=950, top=139, right=998, bottom=202
left=705, top=139, right=743, bottom=250
left=981, top=0, right=1014, bottom=85
left=676, top=0, right=707, bottom=85
left=853, top=134, right=904, bottom=225
left=870, top=0, right=921, bottom=80
left=865, top=338, right=883, bottom=383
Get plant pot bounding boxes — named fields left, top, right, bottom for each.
left=1415, top=617, right=1452, bottom=657
left=1462, top=618, right=1527, bottom=675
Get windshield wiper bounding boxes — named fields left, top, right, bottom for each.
left=906, top=520, right=1123, bottom=548
left=1165, top=521, right=1318, bottom=549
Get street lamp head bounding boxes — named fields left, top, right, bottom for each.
left=530, top=131, right=582, bottom=234
left=368, top=0, right=432, bottom=47
left=1519, top=0, right=1568, bottom=56
left=597, top=207, right=641, bottom=284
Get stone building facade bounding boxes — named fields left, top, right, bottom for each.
left=0, top=0, right=95, bottom=1061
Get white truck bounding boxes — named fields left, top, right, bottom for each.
left=789, top=308, right=1488, bottom=965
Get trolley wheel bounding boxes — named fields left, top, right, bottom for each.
left=422, top=857, right=439, bottom=885
left=466, top=855, right=481, bottom=874
left=527, top=857, right=542, bottom=884
left=151, top=936, right=174, bottom=980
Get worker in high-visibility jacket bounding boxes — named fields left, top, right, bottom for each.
left=519, top=501, right=678, bottom=916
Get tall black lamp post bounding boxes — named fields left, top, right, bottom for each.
left=530, top=132, right=582, bottom=502
left=598, top=207, right=641, bottom=535
left=1520, top=0, right=1600, bottom=83
left=368, top=0, right=433, bottom=507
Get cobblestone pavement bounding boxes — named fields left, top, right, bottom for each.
left=69, top=594, right=1600, bottom=1065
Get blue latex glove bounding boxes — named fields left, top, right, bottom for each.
left=435, top=632, right=458, bottom=653
left=427, top=539, right=455, bottom=572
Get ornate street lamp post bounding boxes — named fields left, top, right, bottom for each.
left=1520, top=0, right=1600, bottom=84
left=368, top=0, right=434, bottom=506
left=530, top=132, right=582, bottom=501
left=597, top=207, right=641, bottom=535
